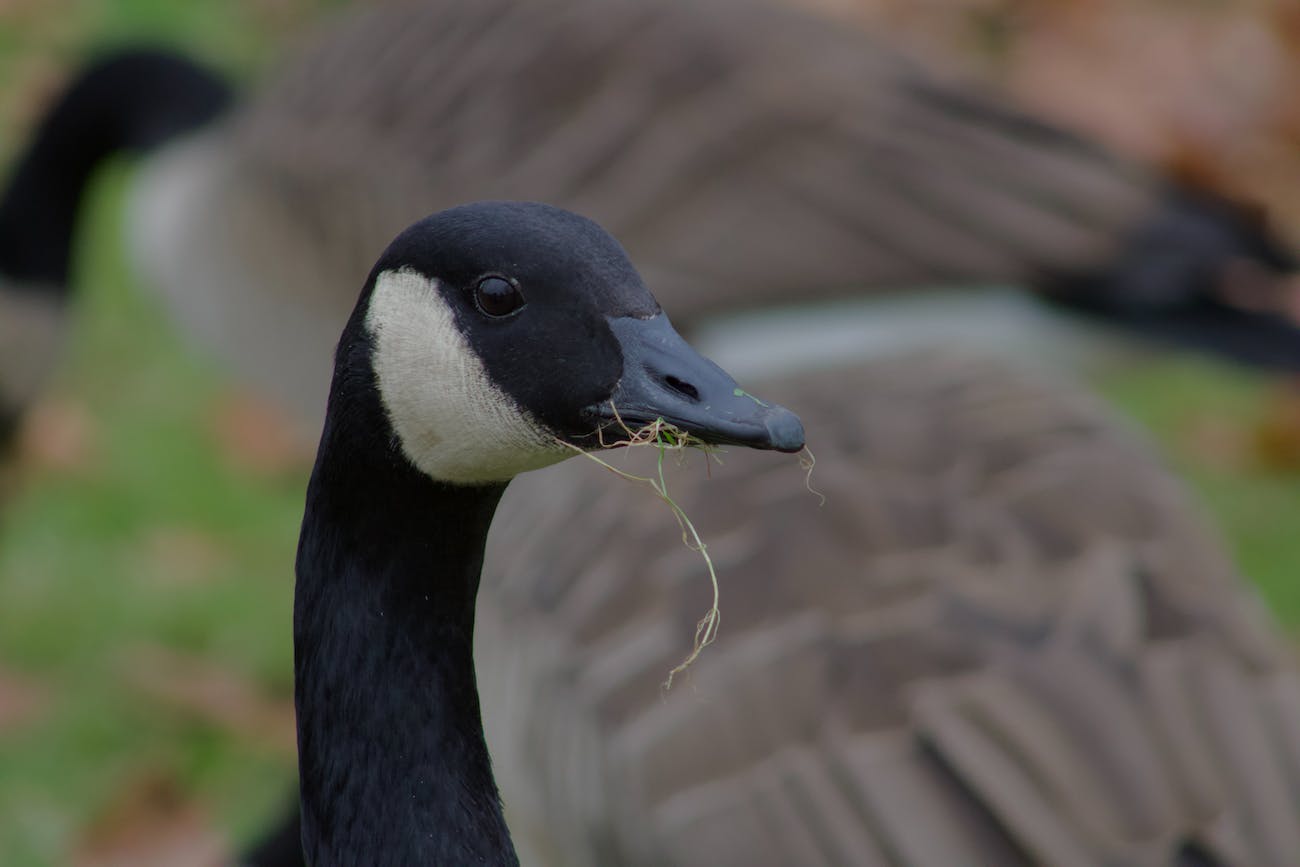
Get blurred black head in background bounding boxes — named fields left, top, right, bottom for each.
left=1042, top=185, right=1300, bottom=371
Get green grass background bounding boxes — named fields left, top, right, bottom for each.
left=1, top=2, right=1299, bottom=864
left=0, top=166, right=306, bottom=864
left=0, top=3, right=322, bottom=862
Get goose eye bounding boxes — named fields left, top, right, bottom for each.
left=473, top=276, right=525, bottom=318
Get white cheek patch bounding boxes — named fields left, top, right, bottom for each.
left=366, top=268, right=571, bottom=484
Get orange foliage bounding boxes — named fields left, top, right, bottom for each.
left=783, top=0, right=1300, bottom=244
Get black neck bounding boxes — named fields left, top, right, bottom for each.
left=0, top=48, right=230, bottom=289
left=293, top=352, right=518, bottom=866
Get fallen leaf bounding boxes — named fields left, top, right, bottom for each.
left=17, top=398, right=97, bottom=473
left=132, top=526, right=229, bottom=587
left=209, top=389, right=314, bottom=479
left=121, top=645, right=296, bottom=758
left=237, top=0, right=323, bottom=40
left=0, top=664, right=49, bottom=732
left=73, top=770, right=229, bottom=867
left=1252, top=380, right=1300, bottom=474
left=1182, top=415, right=1252, bottom=473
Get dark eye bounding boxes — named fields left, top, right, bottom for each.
left=473, top=276, right=525, bottom=318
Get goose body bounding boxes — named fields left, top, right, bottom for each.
left=119, top=0, right=1299, bottom=433
left=292, top=200, right=800, bottom=863
left=4, top=0, right=1296, bottom=441
left=483, top=349, right=1300, bottom=866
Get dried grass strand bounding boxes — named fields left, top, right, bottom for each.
left=557, top=404, right=722, bottom=689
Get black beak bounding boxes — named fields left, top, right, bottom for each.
left=589, top=314, right=805, bottom=453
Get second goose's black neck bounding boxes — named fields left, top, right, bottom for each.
left=293, top=348, right=518, bottom=866
left=0, top=48, right=230, bottom=289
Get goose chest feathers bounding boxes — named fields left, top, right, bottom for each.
left=292, top=200, right=801, bottom=866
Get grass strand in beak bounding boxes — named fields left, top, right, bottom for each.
left=561, top=405, right=821, bottom=688
left=559, top=407, right=723, bottom=689
left=799, top=445, right=825, bottom=507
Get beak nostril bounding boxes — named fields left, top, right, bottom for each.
left=663, top=374, right=700, bottom=402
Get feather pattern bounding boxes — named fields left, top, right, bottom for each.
left=231, top=0, right=1151, bottom=302
left=479, top=350, right=1299, bottom=867
left=132, top=0, right=1163, bottom=428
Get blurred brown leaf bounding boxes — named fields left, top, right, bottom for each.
left=132, top=526, right=229, bottom=587
left=1252, top=381, right=1300, bottom=474
left=1183, top=414, right=1252, bottom=474
left=237, top=0, right=324, bottom=39
left=209, top=389, right=313, bottom=478
left=0, top=665, right=49, bottom=732
left=121, top=645, right=296, bottom=757
left=73, top=770, right=228, bottom=867
left=17, top=398, right=97, bottom=473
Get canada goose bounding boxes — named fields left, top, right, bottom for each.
left=254, top=321, right=1300, bottom=867
left=4, top=0, right=1297, bottom=442
left=0, top=48, right=230, bottom=452
left=3, top=3, right=1297, bottom=864
left=0, top=49, right=231, bottom=516
left=480, top=347, right=1300, bottom=866
left=291, top=200, right=801, bottom=863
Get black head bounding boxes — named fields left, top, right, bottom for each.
left=0, top=48, right=232, bottom=288
left=338, top=202, right=803, bottom=485
left=1043, top=188, right=1300, bottom=371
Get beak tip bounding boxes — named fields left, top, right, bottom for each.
left=763, top=408, right=806, bottom=453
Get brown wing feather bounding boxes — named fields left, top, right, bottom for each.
left=219, top=0, right=1155, bottom=321
left=480, top=350, right=1298, bottom=866
left=136, top=0, right=1171, bottom=436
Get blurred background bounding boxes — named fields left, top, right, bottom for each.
left=2, top=0, right=1300, bottom=864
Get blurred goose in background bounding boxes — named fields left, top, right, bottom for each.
left=3, top=0, right=1298, bottom=443
left=2, top=1, right=1300, bottom=865
left=141, top=0, right=1300, bottom=417
left=0, top=49, right=230, bottom=504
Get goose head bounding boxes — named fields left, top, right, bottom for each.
left=1047, top=189, right=1300, bottom=371
left=296, top=202, right=803, bottom=864
left=334, top=200, right=804, bottom=486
